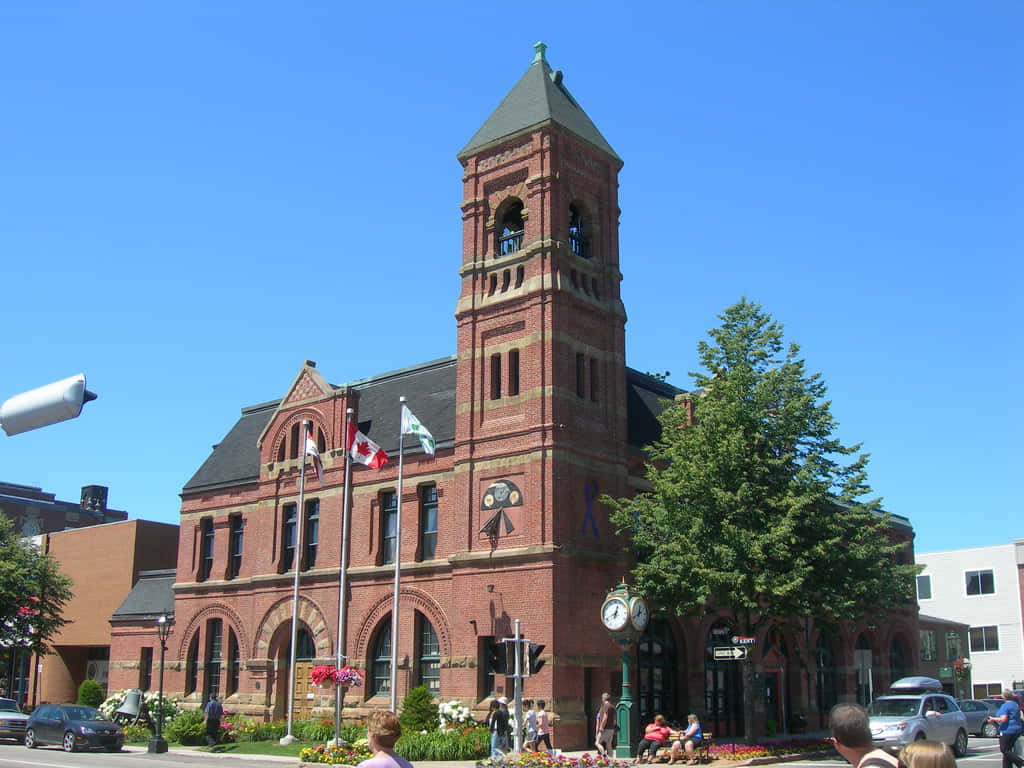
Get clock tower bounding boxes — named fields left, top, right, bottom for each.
left=451, top=44, right=632, bottom=737
left=453, top=42, right=630, bottom=555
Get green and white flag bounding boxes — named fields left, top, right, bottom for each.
left=401, top=404, right=435, bottom=455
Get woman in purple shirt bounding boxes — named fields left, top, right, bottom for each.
left=357, top=710, right=413, bottom=768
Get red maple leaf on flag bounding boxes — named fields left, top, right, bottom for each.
left=356, top=441, right=372, bottom=456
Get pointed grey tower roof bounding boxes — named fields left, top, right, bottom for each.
left=459, top=42, right=620, bottom=162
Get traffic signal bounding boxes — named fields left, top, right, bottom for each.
left=1, top=374, right=97, bottom=436
left=527, top=643, right=545, bottom=675
left=486, top=642, right=507, bottom=674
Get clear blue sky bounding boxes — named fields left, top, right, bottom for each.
left=1, top=2, right=1019, bottom=555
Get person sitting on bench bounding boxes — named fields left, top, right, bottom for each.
left=635, top=714, right=671, bottom=764
left=668, top=713, right=704, bottom=765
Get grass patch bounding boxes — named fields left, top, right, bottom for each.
left=200, top=740, right=311, bottom=757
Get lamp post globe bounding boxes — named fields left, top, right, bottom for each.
left=147, top=615, right=171, bottom=753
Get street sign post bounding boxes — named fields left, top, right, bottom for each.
left=713, top=646, right=748, bottom=660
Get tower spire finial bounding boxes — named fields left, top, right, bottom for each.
left=532, top=41, right=548, bottom=65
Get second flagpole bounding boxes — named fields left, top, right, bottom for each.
left=389, top=396, right=406, bottom=712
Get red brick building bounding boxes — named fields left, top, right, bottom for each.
left=107, top=44, right=921, bottom=746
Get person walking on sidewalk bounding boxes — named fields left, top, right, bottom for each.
left=202, top=695, right=223, bottom=747
left=987, top=689, right=1024, bottom=768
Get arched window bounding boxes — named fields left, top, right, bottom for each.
left=498, top=202, right=524, bottom=255
left=370, top=617, right=392, bottom=697
left=637, top=619, right=677, bottom=723
left=289, top=423, right=300, bottom=459
left=185, top=634, right=199, bottom=694
left=569, top=204, right=589, bottom=258
left=417, top=614, right=440, bottom=696
left=227, top=629, right=241, bottom=696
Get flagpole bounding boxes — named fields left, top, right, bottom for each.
left=389, top=396, right=406, bottom=712
left=280, top=419, right=309, bottom=745
left=333, top=407, right=354, bottom=746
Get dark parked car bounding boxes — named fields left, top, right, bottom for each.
left=958, top=699, right=1001, bottom=737
left=24, top=704, right=123, bottom=752
left=0, top=698, right=29, bottom=742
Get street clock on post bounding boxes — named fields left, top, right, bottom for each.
left=601, top=582, right=648, bottom=758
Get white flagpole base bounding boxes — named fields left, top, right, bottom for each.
left=279, top=734, right=298, bottom=745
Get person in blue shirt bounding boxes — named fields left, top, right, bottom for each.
left=986, top=689, right=1024, bottom=768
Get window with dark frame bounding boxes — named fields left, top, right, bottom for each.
left=965, top=569, right=995, bottom=596
left=289, top=422, right=300, bottom=459
left=281, top=504, right=297, bottom=572
left=205, top=618, right=222, bottom=701
left=419, top=485, right=438, bottom=561
left=508, top=349, right=520, bottom=397
left=969, top=625, right=999, bottom=652
left=185, top=634, right=199, bottom=694
left=576, top=353, right=586, bottom=398
left=371, top=617, right=392, bottom=697
left=916, top=574, right=931, bottom=600
left=381, top=491, right=398, bottom=565
left=946, top=632, right=962, bottom=661
left=417, top=615, right=441, bottom=696
left=227, top=629, right=240, bottom=696
left=198, top=518, right=214, bottom=582
left=228, top=515, right=244, bottom=579
left=491, top=354, right=502, bottom=400
left=919, top=630, right=936, bottom=661
left=139, top=647, right=153, bottom=691
left=590, top=357, right=599, bottom=402
left=304, top=499, right=319, bottom=570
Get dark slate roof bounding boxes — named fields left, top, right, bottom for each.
left=626, top=369, right=684, bottom=449
left=181, top=356, right=679, bottom=495
left=111, top=569, right=175, bottom=621
left=182, top=400, right=278, bottom=493
left=459, top=42, right=620, bottom=162
left=181, top=357, right=458, bottom=495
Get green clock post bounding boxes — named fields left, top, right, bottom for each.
left=600, top=583, right=648, bottom=759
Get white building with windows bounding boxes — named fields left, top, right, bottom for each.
left=916, top=540, right=1024, bottom=696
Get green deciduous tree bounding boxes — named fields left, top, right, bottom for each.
left=606, top=298, right=918, bottom=738
left=0, top=514, right=74, bottom=657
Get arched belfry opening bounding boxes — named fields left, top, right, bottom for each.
left=498, top=201, right=524, bottom=256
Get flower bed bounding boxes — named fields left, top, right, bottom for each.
left=476, top=753, right=631, bottom=768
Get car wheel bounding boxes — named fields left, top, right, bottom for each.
left=915, top=731, right=927, bottom=741
left=982, top=722, right=999, bottom=738
left=953, top=729, right=968, bottom=757
left=62, top=731, right=77, bottom=752
left=24, top=728, right=37, bottom=748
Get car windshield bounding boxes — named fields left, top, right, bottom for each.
left=870, top=698, right=921, bottom=717
left=0, top=700, right=20, bottom=713
left=63, top=706, right=106, bottom=721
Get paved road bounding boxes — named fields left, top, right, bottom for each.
left=0, top=740, right=1008, bottom=768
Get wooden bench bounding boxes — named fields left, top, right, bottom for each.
left=650, top=730, right=714, bottom=764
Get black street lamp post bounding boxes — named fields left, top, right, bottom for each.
left=147, top=615, right=171, bottom=754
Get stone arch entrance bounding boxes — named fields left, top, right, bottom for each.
left=252, top=596, right=333, bottom=720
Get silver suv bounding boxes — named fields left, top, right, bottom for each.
left=868, top=677, right=969, bottom=757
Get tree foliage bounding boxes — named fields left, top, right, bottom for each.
left=0, top=515, right=74, bottom=656
left=607, top=298, right=918, bottom=634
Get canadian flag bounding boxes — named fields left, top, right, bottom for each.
left=347, top=423, right=388, bottom=470
left=304, top=427, right=323, bottom=483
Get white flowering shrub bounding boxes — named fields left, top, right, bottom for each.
left=99, top=688, right=182, bottom=728
left=438, top=699, right=472, bottom=729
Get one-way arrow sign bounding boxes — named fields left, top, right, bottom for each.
left=713, top=646, right=749, bottom=660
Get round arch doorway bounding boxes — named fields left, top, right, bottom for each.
left=273, top=626, right=317, bottom=720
